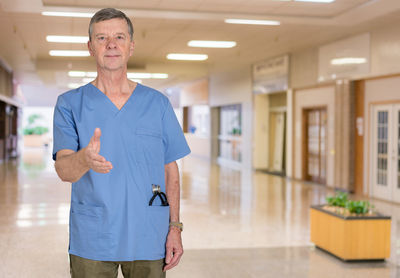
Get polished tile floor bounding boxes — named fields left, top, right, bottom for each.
left=1, top=147, right=400, bottom=277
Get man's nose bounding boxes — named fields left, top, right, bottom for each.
left=106, top=37, right=117, bottom=49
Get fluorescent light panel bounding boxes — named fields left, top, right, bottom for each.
left=225, top=19, right=280, bottom=26
left=69, top=71, right=168, bottom=79
left=42, top=11, right=94, bottom=18
left=50, top=50, right=90, bottom=57
left=47, top=36, right=89, bottom=43
left=188, top=40, right=236, bottom=48
left=68, top=83, right=84, bottom=89
left=167, top=54, right=208, bottom=61
left=330, top=58, right=367, bottom=65
left=295, top=0, right=335, bottom=3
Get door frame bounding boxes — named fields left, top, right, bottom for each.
left=302, top=106, right=328, bottom=184
left=369, top=102, right=400, bottom=202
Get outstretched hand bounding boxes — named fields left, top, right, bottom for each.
left=84, top=128, right=113, bottom=173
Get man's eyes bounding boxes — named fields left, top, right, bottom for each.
left=96, top=35, right=125, bottom=41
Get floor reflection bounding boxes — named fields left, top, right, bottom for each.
left=0, top=152, right=399, bottom=277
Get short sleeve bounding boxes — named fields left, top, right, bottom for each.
left=162, top=100, right=191, bottom=164
left=52, top=95, right=79, bottom=160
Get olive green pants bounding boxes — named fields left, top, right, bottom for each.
left=69, top=254, right=166, bottom=278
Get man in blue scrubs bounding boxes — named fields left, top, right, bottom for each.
left=53, top=8, right=190, bottom=278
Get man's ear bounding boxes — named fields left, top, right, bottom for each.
left=88, top=40, right=94, bottom=56
left=129, top=40, right=135, bottom=57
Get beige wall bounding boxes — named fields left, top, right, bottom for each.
left=180, top=78, right=209, bottom=107
left=253, top=94, right=269, bottom=169
left=209, top=66, right=253, bottom=169
left=290, top=48, right=319, bottom=89
left=289, top=21, right=400, bottom=90
left=185, top=133, right=210, bottom=159
left=294, top=86, right=335, bottom=187
left=364, top=76, right=400, bottom=195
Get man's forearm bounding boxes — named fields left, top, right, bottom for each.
left=165, top=161, right=180, bottom=223
left=54, top=149, right=90, bottom=183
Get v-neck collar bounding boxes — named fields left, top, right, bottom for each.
left=88, top=82, right=141, bottom=114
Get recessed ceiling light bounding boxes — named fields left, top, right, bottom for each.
left=50, top=50, right=90, bottom=57
left=68, top=83, right=85, bottom=89
left=42, top=11, right=94, bottom=18
left=188, top=40, right=237, bottom=48
left=330, top=58, right=367, bottom=65
left=47, top=36, right=89, bottom=43
left=69, top=71, right=168, bottom=79
left=82, top=78, right=95, bottom=83
left=68, top=71, right=86, bottom=77
left=295, top=0, right=335, bottom=2
left=225, top=19, right=280, bottom=26
left=127, top=73, right=169, bottom=79
left=167, top=54, right=208, bottom=61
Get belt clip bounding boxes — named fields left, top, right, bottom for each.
left=149, top=184, right=169, bottom=206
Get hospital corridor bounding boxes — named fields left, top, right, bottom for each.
left=1, top=0, right=400, bottom=277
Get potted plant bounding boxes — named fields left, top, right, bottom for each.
left=310, top=191, right=391, bottom=261
left=23, top=114, right=50, bottom=147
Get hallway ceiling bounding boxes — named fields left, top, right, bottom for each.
left=0, top=0, right=400, bottom=96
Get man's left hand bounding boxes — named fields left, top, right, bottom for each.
left=163, top=228, right=183, bottom=271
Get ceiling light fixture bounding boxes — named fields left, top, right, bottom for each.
left=47, top=36, right=89, bottom=43
left=68, top=83, right=85, bottom=89
left=295, top=0, right=335, bottom=3
left=42, top=11, right=94, bottom=18
left=167, top=53, right=208, bottom=61
left=225, top=19, right=280, bottom=26
left=50, top=50, right=90, bottom=57
left=127, top=73, right=169, bottom=79
left=188, top=40, right=237, bottom=48
left=69, top=71, right=168, bottom=79
left=82, top=78, right=95, bottom=83
left=330, top=57, right=367, bottom=65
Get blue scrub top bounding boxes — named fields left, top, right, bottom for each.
left=52, top=83, right=191, bottom=261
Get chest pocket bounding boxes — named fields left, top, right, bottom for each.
left=135, top=127, right=164, bottom=165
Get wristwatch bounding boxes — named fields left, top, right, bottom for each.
left=169, top=222, right=183, bottom=231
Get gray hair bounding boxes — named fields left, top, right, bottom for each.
left=89, top=8, right=134, bottom=41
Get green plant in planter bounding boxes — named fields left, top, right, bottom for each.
left=326, top=191, right=348, bottom=208
left=23, top=114, right=49, bottom=135
left=325, top=191, right=374, bottom=215
left=346, top=200, right=372, bottom=214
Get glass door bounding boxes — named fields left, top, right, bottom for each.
left=393, top=105, right=400, bottom=202
left=371, top=104, right=398, bottom=201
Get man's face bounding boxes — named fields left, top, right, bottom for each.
left=88, top=18, right=134, bottom=72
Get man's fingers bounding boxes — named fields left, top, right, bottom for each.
left=163, top=250, right=183, bottom=271
left=89, top=153, right=107, bottom=163
left=91, top=160, right=113, bottom=169
left=93, top=128, right=101, bottom=141
left=165, top=247, right=173, bottom=264
left=89, top=128, right=101, bottom=153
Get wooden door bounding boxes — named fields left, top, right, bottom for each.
left=303, top=108, right=327, bottom=184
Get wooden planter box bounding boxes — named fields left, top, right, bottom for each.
left=310, top=205, right=391, bottom=261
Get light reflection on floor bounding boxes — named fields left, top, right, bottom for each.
left=0, top=148, right=399, bottom=277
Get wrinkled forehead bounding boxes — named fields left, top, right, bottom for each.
left=92, top=18, right=129, bottom=36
